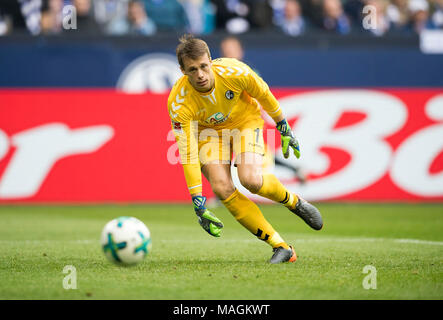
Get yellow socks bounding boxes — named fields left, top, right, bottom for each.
left=219, top=174, right=299, bottom=250
left=256, top=173, right=298, bottom=210
left=222, top=189, right=289, bottom=249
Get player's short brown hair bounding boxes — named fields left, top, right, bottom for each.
left=176, top=34, right=211, bottom=70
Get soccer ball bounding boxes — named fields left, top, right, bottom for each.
left=101, top=216, right=152, bottom=265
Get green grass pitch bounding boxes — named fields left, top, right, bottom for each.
left=0, top=203, right=442, bottom=300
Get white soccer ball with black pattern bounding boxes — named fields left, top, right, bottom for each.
left=101, top=216, right=152, bottom=265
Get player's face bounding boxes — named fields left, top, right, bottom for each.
left=181, top=54, right=214, bottom=93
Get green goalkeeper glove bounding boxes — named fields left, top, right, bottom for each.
left=192, top=195, right=224, bottom=237
left=276, top=119, right=300, bottom=159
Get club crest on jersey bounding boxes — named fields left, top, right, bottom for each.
left=225, top=90, right=234, bottom=100
left=206, top=112, right=230, bottom=124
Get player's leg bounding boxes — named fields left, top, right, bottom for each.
left=201, top=162, right=290, bottom=251
left=236, top=152, right=295, bottom=207
left=233, top=118, right=299, bottom=209
left=201, top=162, right=235, bottom=200
left=229, top=154, right=296, bottom=263
left=199, top=125, right=296, bottom=263
left=236, top=152, right=322, bottom=230
left=234, top=121, right=323, bottom=231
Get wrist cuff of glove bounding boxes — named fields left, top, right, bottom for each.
left=276, top=119, right=290, bottom=134
left=192, top=195, right=206, bottom=212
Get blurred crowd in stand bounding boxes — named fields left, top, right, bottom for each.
left=0, top=0, right=442, bottom=36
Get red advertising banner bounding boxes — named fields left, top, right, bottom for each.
left=0, top=89, right=442, bottom=203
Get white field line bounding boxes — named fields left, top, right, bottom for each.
left=156, top=237, right=443, bottom=246
left=0, top=237, right=442, bottom=246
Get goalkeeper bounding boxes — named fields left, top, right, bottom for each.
left=168, top=35, right=323, bottom=264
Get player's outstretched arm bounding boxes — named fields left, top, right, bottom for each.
left=276, top=118, right=300, bottom=159
left=192, top=195, right=224, bottom=237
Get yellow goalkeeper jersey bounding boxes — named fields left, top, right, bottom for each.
left=167, top=57, right=282, bottom=195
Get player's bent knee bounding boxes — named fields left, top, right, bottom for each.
left=239, top=174, right=262, bottom=194
left=211, top=180, right=236, bottom=200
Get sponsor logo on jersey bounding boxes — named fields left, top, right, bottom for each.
left=206, top=112, right=230, bottom=124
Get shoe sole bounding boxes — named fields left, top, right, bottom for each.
left=289, top=246, right=297, bottom=262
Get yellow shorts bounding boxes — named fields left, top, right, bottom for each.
left=198, top=115, right=265, bottom=166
